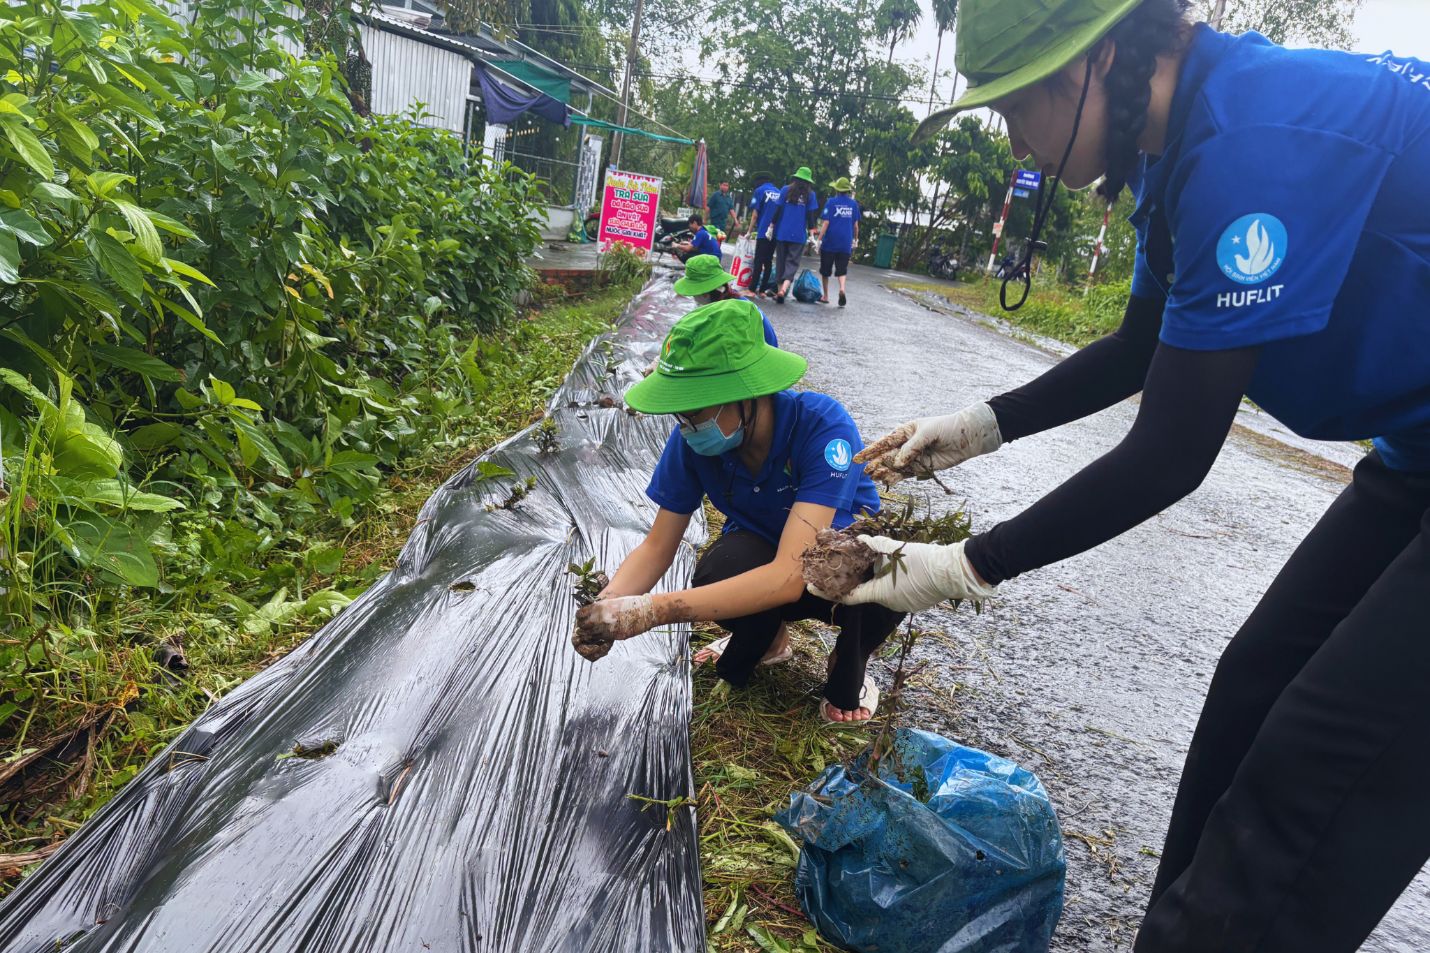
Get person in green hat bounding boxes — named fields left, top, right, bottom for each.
left=671, top=254, right=779, bottom=348
left=573, top=299, right=900, bottom=722
left=842, top=0, right=1430, bottom=949
left=766, top=167, right=819, bottom=304
left=816, top=177, right=861, bottom=306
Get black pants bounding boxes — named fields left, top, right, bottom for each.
left=750, top=237, right=777, bottom=293
left=1137, top=451, right=1430, bottom=952
left=692, top=530, right=905, bottom=711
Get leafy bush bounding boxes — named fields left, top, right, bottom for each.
left=0, top=2, right=542, bottom=621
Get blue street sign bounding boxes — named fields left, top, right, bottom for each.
left=1013, top=188, right=1031, bottom=198
left=1015, top=170, right=1042, bottom=190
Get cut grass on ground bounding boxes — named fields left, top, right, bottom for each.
left=693, top=503, right=866, bottom=953
left=888, top=276, right=1132, bottom=349
left=0, top=281, right=639, bottom=887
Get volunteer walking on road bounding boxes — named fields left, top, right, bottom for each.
left=748, top=173, right=782, bottom=297
left=767, top=167, right=819, bottom=304
left=844, top=1, right=1430, bottom=950
left=573, top=302, right=900, bottom=722
left=817, top=177, right=861, bottom=306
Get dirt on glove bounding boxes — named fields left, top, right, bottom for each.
left=801, top=529, right=880, bottom=601
left=800, top=497, right=975, bottom=600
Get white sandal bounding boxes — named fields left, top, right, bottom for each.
left=820, top=675, right=880, bottom=724
left=694, top=634, right=794, bottom=667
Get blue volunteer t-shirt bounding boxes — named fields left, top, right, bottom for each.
left=773, top=185, right=818, bottom=244
left=689, top=226, right=721, bottom=261
left=821, top=196, right=862, bottom=254
left=752, top=183, right=781, bottom=237
left=1129, top=26, right=1430, bottom=471
left=646, top=390, right=882, bottom=547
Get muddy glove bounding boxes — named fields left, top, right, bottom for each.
left=816, top=536, right=997, bottom=613
left=855, top=402, right=1002, bottom=488
left=572, top=594, right=658, bottom=661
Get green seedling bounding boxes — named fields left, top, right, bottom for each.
left=534, top=415, right=561, bottom=454
left=565, top=558, right=609, bottom=608
left=276, top=740, right=340, bottom=761
left=486, top=476, right=537, bottom=511
left=627, top=793, right=697, bottom=831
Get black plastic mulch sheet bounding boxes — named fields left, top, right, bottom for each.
left=0, top=275, right=707, bottom=952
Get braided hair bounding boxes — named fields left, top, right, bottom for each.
left=1095, top=0, right=1193, bottom=201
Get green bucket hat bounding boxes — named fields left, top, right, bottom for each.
left=829, top=176, right=854, bottom=193
left=791, top=166, right=815, bottom=184
left=672, top=254, right=736, bottom=297
left=624, top=298, right=807, bottom=414
left=912, top=0, right=1141, bottom=144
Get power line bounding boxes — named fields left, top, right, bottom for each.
left=568, top=64, right=961, bottom=106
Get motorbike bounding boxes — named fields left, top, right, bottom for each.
left=653, top=217, right=727, bottom=262
left=926, top=248, right=959, bottom=281
left=993, top=254, right=1018, bottom=280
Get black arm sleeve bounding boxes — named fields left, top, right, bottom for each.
left=965, top=341, right=1261, bottom=586
left=771, top=205, right=783, bottom=228
left=987, top=294, right=1166, bottom=442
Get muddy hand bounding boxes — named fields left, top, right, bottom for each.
left=831, top=535, right=998, bottom=613
left=573, top=594, right=659, bottom=662
left=854, top=403, right=1003, bottom=488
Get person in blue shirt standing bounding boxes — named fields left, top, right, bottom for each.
left=766, top=167, right=818, bottom=304
left=816, top=177, right=862, bottom=307
left=747, top=172, right=782, bottom=297
left=677, top=213, right=721, bottom=262
left=840, top=0, right=1430, bottom=949
left=573, top=300, right=900, bottom=722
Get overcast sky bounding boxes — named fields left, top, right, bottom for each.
left=897, top=0, right=1430, bottom=117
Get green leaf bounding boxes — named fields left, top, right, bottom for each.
left=0, top=208, right=52, bottom=247
left=88, top=344, right=182, bottom=382
left=87, top=231, right=145, bottom=298
left=746, top=925, right=793, bottom=953
left=48, top=476, right=184, bottom=512
left=85, top=171, right=135, bottom=199
left=473, top=461, right=516, bottom=481
left=58, top=514, right=159, bottom=587
left=235, top=71, right=270, bottom=91
left=208, top=375, right=237, bottom=405
left=44, top=279, right=123, bottom=318
left=129, top=422, right=182, bottom=450
left=231, top=416, right=292, bottom=477
left=114, top=200, right=162, bottom=261
left=160, top=257, right=216, bottom=286
left=144, top=209, right=197, bottom=240
left=32, top=182, right=79, bottom=203
left=0, top=115, right=53, bottom=180
left=0, top=230, right=20, bottom=284
left=159, top=296, right=221, bottom=345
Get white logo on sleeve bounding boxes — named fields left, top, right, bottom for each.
left=825, top=439, right=852, bottom=471
left=1215, top=213, right=1287, bottom=285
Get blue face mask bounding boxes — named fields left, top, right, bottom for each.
left=679, top=406, right=745, bottom=456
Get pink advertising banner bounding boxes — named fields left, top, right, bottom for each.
left=597, top=168, right=662, bottom=254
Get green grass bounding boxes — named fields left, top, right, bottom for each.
left=0, top=282, right=638, bottom=881
left=889, top=276, right=1132, bottom=349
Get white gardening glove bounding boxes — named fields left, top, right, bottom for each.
left=855, top=402, right=1002, bottom=488
left=572, top=594, right=658, bottom=661
left=765, top=226, right=773, bottom=240
left=819, top=536, right=997, bottom=612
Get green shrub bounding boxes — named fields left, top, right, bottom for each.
left=0, top=0, right=543, bottom=611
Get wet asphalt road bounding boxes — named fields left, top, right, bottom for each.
left=756, top=262, right=1430, bottom=952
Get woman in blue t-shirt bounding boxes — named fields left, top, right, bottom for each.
left=573, top=299, right=899, bottom=722
left=851, top=0, right=1430, bottom=948
left=766, top=167, right=819, bottom=304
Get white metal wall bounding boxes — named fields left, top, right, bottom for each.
left=357, top=23, right=470, bottom=134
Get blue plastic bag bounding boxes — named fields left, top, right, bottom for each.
left=775, top=728, right=1065, bottom=953
left=792, top=268, right=823, bottom=303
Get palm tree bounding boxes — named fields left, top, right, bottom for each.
left=875, top=0, right=922, bottom=66
left=927, top=0, right=957, bottom=114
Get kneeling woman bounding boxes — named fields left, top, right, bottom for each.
left=574, top=299, right=902, bottom=721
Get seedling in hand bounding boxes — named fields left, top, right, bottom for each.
left=800, top=496, right=972, bottom=600
left=565, top=558, right=610, bottom=608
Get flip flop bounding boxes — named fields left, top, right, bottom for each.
left=820, top=675, right=880, bottom=724
left=694, top=635, right=794, bottom=667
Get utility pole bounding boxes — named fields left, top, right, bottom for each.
left=1210, top=0, right=1226, bottom=30
left=986, top=170, right=1016, bottom=274
left=610, top=0, right=645, bottom=171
